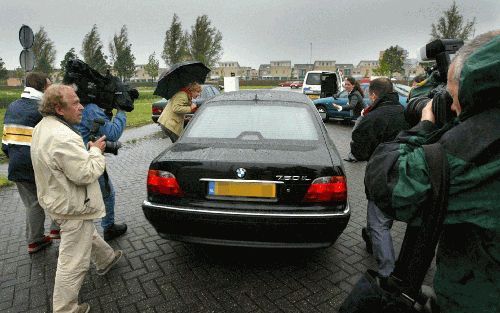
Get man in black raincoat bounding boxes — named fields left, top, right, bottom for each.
left=349, top=77, right=409, bottom=278
left=364, top=30, right=500, bottom=312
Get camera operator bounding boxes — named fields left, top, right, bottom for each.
left=75, top=92, right=128, bottom=241
left=31, top=84, right=122, bottom=313
left=364, top=30, right=500, bottom=312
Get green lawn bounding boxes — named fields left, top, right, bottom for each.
left=126, top=87, right=162, bottom=127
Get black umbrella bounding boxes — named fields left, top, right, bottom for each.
left=154, top=61, right=210, bottom=100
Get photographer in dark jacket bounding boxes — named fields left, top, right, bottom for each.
left=350, top=77, right=409, bottom=278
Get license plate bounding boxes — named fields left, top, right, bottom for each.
left=208, top=181, right=276, bottom=198
left=308, top=94, right=320, bottom=100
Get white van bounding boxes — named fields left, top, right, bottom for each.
left=302, top=70, right=343, bottom=100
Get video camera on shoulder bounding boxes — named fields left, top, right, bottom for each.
left=405, top=39, right=463, bottom=128
left=63, top=59, right=139, bottom=116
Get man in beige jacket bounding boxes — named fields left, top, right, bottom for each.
left=31, top=84, right=122, bottom=313
left=158, top=82, right=201, bottom=142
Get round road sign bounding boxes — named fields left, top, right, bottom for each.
left=19, top=25, right=35, bottom=49
left=20, top=49, right=35, bottom=71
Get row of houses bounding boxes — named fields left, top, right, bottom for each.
left=132, top=59, right=424, bottom=83
left=129, top=46, right=422, bottom=82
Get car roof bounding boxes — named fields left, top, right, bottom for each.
left=207, top=90, right=313, bottom=104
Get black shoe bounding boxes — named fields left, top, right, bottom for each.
left=361, top=227, right=373, bottom=254
left=104, top=223, right=128, bottom=241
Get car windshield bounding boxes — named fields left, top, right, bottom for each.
left=305, top=73, right=321, bottom=85
left=184, top=101, right=320, bottom=141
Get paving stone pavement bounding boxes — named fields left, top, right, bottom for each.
left=0, top=120, right=435, bottom=313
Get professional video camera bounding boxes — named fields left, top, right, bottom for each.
left=63, top=59, right=139, bottom=116
left=88, top=118, right=122, bottom=155
left=404, top=39, right=463, bottom=127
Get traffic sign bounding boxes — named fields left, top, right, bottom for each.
left=19, top=25, right=34, bottom=49
left=20, top=49, right=35, bottom=71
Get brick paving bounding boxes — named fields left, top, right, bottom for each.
left=0, top=120, right=434, bottom=313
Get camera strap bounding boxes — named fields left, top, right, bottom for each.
left=388, top=142, right=450, bottom=301
left=103, top=170, right=111, bottom=193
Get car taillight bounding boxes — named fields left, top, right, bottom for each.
left=152, top=107, right=162, bottom=115
left=303, top=176, right=347, bottom=203
left=147, top=170, right=184, bottom=197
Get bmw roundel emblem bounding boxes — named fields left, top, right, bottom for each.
left=236, top=168, right=246, bottom=179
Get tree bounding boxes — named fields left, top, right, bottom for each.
left=0, top=57, right=7, bottom=81
left=373, top=46, right=405, bottom=78
left=109, top=25, right=136, bottom=81
left=431, top=1, right=476, bottom=40
left=144, top=52, right=160, bottom=82
left=162, top=14, right=189, bottom=66
left=60, top=48, right=78, bottom=75
left=188, top=15, right=223, bottom=68
left=32, top=27, right=56, bottom=74
left=81, top=24, right=108, bottom=73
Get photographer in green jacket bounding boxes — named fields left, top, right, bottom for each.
left=365, top=30, right=500, bottom=313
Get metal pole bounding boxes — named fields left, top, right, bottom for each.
left=309, top=42, right=312, bottom=64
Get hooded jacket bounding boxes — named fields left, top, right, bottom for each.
left=365, top=35, right=500, bottom=313
left=31, top=116, right=106, bottom=220
left=350, top=92, right=408, bottom=161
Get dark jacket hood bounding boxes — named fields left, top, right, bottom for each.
left=458, top=35, right=500, bottom=121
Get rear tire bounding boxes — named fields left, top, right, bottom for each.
left=317, top=105, right=329, bottom=122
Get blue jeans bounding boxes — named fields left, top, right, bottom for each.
left=98, top=174, right=115, bottom=230
left=366, top=200, right=395, bottom=277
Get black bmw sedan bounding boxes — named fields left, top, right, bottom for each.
left=143, top=90, right=350, bottom=248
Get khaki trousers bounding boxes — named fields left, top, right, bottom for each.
left=52, top=219, right=115, bottom=313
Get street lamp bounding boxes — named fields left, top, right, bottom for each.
left=309, top=42, right=312, bottom=65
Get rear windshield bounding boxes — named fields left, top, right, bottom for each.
left=305, top=73, right=321, bottom=85
left=184, top=101, right=320, bottom=141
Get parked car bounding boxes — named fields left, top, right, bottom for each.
left=290, top=81, right=303, bottom=89
left=302, top=70, right=343, bottom=100
left=151, top=84, right=221, bottom=123
left=279, top=81, right=293, bottom=87
left=313, top=83, right=409, bottom=122
left=143, top=90, right=350, bottom=248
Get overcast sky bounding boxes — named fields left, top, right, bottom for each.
left=1, top=0, right=499, bottom=70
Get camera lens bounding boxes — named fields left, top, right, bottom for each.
left=404, top=96, right=431, bottom=127
left=104, top=141, right=122, bottom=155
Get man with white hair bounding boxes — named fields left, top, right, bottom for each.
left=363, top=30, right=500, bottom=312
left=31, top=84, right=122, bottom=313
